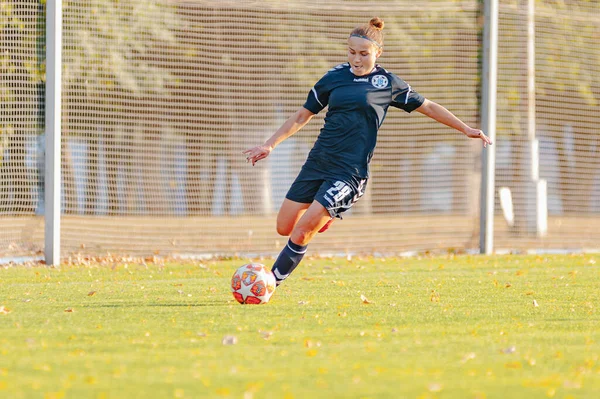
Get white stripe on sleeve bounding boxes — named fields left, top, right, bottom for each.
left=312, top=88, right=324, bottom=108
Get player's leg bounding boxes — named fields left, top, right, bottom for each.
left=289, top=201, right=332, bottom=246
left=272, top=200, right=330, bottom=286
left=276, top=161, right=325, bottom=236
left=276, top=198, right=310, bottom=236
left=271, top=162, right=325, bottom=286
left=272, top=176, right=368, bottom=287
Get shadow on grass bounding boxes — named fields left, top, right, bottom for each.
left=80, top=301, right=233, bottom=308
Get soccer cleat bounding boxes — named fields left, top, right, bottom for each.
left=318, top=218, right=334, bottom=233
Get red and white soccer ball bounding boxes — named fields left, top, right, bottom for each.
left=231, top=263, right=276, bottom=304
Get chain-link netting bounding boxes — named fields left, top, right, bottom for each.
left=494, top=1, right=600, bottom=250
left=0, top=0, right=45, bottom=258
left=1, top=0, right=598, bottom=259
left=62, top=0, right=482, bottom=256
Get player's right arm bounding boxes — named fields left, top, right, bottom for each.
left=243, top=107, right=315, bottom=166
left=245, top=69, right=331, bottom=166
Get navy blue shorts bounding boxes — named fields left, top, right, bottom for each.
left=285, top=162, right=367, bottom=219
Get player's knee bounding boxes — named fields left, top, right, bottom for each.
left=290, top=228, right=313, bottom=246
left=276, top=223, right=293, bottom=237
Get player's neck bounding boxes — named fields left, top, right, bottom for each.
left=350, top=65, right=378, bottom=76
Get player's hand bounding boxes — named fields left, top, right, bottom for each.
left=243, top=144, right=273, bottom=166
left=465, top=128, right=493, bottom=147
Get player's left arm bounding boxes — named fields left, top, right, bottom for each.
left=415, top=99, right=492, bottom=147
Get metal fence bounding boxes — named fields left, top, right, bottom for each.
left=1, top=0, right=599, bottom=260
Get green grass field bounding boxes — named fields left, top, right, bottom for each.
left=1, top=254, right=599, bottom=399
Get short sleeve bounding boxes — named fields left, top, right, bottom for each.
left=390, top=74, right=425, bottom=113
left=303, top=74, right=331, bottom=114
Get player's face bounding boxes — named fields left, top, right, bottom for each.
left=347, top=36, right=382, bottom=76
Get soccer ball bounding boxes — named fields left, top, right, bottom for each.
left=231, top=263, right=276, bottom=304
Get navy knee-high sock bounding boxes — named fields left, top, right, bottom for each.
left=271, top=239, right=308, bottom=286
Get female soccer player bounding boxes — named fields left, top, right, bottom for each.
left=244, top=17, right=492, bottom=287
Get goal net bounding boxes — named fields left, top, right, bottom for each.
left=1, top=0, right=598, bottom=259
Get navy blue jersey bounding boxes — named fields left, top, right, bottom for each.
left=303, top=63, right=425, bottom=178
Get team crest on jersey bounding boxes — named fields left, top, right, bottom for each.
left=371, top=75, right=388, bottom=89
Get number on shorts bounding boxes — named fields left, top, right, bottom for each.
left=327, top=181, right=352, bottom=203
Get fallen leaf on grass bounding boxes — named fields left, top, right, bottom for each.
left=85, top=376, right=97, bottom=385
left=303, top=339, right=321, bottom=348
left=505, top=361, right=522, bottom=369
left=563, top=379, right=582, bottom=389
left=222, top=335, right=238, bottom=345
left=306, top=349, right=318, bottom=357
left=428, top=383, right=443, bottom=392
left=360, top=294, right=372, bottom=304
left=87, top=291, right=96, bottom=296
left=461, top=352, right=477, bottom=363
left=64, top=308, right=74, bottom=313
left=43, top=391, right=65, bottom=399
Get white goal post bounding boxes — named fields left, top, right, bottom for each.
left=45, top=0, right=62, bottom=266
